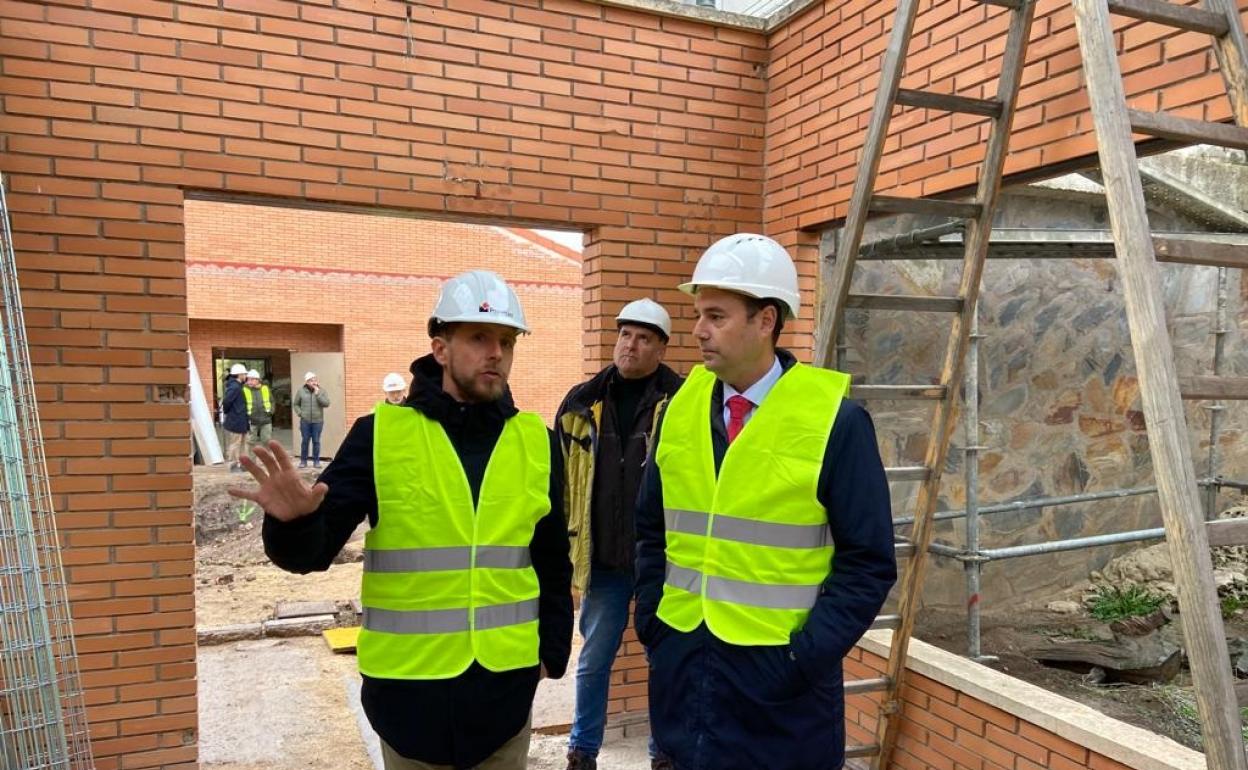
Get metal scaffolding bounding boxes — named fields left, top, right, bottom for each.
left=0, top=176, right=95, bottom=769
left=857, top=220, right=1248, bottom=658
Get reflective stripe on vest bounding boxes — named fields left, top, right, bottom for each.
left=655, top=363, right=849, bottom=646
left=359, top=404, right=550, bottom=680
left=242, top=385, right=272, bottom=412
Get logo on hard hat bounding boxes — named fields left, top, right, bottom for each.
left=479, top=301, right=491, bottom=312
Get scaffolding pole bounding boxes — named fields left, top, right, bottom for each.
left=1204, top=266, right=1230, bottom=520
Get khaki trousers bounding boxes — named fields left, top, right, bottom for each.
left=225, top=431, right=247, bottom=466
left=380, top=717, right=530, bottom=770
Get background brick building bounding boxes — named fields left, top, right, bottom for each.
left=186, top=200, right=585, bottom=453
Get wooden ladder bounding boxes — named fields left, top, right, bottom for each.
left=1069, top=0, right=1248, bottom=767
left=812, top=0, right=1039, bottom=764
left=816, top=0, right=1248, bottom=766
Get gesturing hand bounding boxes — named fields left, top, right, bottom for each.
left=228, top=440, right=328, bottom=522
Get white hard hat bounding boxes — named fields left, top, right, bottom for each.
left=616, top=298, right=671, bottom=339
left=382, top=373, right=406, bottom=392
left=430, top=270, right=529, bottom=334
left=679, top=233, right=800, bottom=319
left=304, top=371, right=317, bottom=382
left=229, top=363, right=247, bottom=376
left=246, top=369, right=261, bottom=379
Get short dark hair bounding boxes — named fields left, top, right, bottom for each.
left=743, top=296, right=785, bottom=344
left=428, top=319, right=452, bottom=339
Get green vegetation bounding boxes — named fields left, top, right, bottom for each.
left=1086, top=584, right=1165, bottom=622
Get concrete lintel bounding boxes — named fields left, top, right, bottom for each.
left=858, top=630, right=1205, bottom=770
left=582, top=0, right=824, bottom=33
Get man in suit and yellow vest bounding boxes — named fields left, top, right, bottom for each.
left=633, top=234, right=897, bottom=770
left=231, top=270, right=573, bottom=770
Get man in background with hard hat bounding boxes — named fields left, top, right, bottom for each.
left=235, top=270, right=573, bottom=770
left=381, top=372, right=407, bottom=405
left=292, top=371, right=331, bottom=469
left=556, top=298, right=683, bottom=770
left=242, top=369, right=275, bottom=451
left=634, top=234, right=897, bottom=770
left=221, top=363, right=250, bottom=472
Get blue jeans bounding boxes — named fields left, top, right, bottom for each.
left=299, top=420, right=324, bottom=465
left=569, top=569, right=657, bottom=759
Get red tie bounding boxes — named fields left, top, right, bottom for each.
left=726, top=395, right=753, bottom=444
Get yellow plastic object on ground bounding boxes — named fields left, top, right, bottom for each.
left=323, top=626, right=360, bottom=654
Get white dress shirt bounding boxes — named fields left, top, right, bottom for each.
left=721, top=356, right=783, bottom=430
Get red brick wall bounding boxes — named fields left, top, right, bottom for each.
left=0, top=3, right=765, bottom=765
left=1, top=0, right=1238, bottom=766
left=185, top=200, right=584, bottom=423
left=846, top=645, right=1140, bottom=770
left=762, top=0, right=1248, bottom=261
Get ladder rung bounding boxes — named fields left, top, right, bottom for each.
left=895, top=540, right=916, bottom=558
left=870, top=195, right=984, bottom=219
left=1128, top=110, right=1248, bottom=152
left=871, top=613, right=902, bottom=630
left=1207, top=518, right=1248, bottom=548
left=1106, top=0, right=1229, bottom=35
left=1179, top=376, right=1248, bottom=400
left=895, top=89, right=1003, bottom=117
left=885, top=465, right=931, bottom=481
left=845, top=677, right=890, bottom=695
left=853, top=385, right=948, bottom=400
left=847, top=293, right=964, bottom=312
left=845, top=745, right=881, bottom=759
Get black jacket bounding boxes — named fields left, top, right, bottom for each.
left=262, top=354, right=573, bottom=769
left=634, top=350, right=897, bottom=770
left=556, top=363, right=683, bottom=583
left=221, top=376, right=248, bottom=434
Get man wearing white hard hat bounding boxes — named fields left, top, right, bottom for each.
left=221, top=363, right=250, bottom=472
left=381, top=372, right=407, bottom=405
left=292, top=371, right=331, bottom=469
left=634, top=234, right=896, bottom=770
left=234, top=270, right=572, bottom=770
left=242, top=368, right=274, bottom=451
left=557, top=298, right=683, bottom=770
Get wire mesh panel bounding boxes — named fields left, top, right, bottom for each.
left=0, top=176, right=94, bottom=769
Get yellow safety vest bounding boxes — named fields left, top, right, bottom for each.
left=359, top=403, right=550, bottom=679
left=242, top=384, right=272, bottom=412
left=656, top=363, right=849, bottom=646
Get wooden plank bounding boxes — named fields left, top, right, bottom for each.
left=885, top=466, right=931, bottom=481
left=1207, top=518, right=1248, bottom=547
left=1072, top=0, right=1248, bottom=766
left=845, top=745, right=881, bottom=759
left=845, top=677, right=890, bottom=695
left=871, top=614, right=903, bottom=630
left=1152, top=238, right=1248, bottom=269
left=1179, top=376, right=1248, bottom=400
left=895, top=89, right=1003, bottom=117
left=1106, top=0, right=1228, bottom=34
left=846, top=293, right=964, bottom=312
left=1128, top=110, right=1248, bottom=150
left=853, top=384, right=947, bottom=400
left=1202, top=0, right=1248, bottom=130
left=813, top=0, right=926, bottom=368
left=869, top=195, right=984, bottom=219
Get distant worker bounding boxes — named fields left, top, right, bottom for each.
left=234, top=270, right=573, bottom=770
left=221, top=363, right=249, bottom=472
left=557, top=298, right=683, bottom=770
left=634, top=234, right=897, bottom=770
left=382, top=372, right=407, bottom=405
left=293, top=371, right=331, bottom=469
left=242, top=369, right=274, bottom=450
